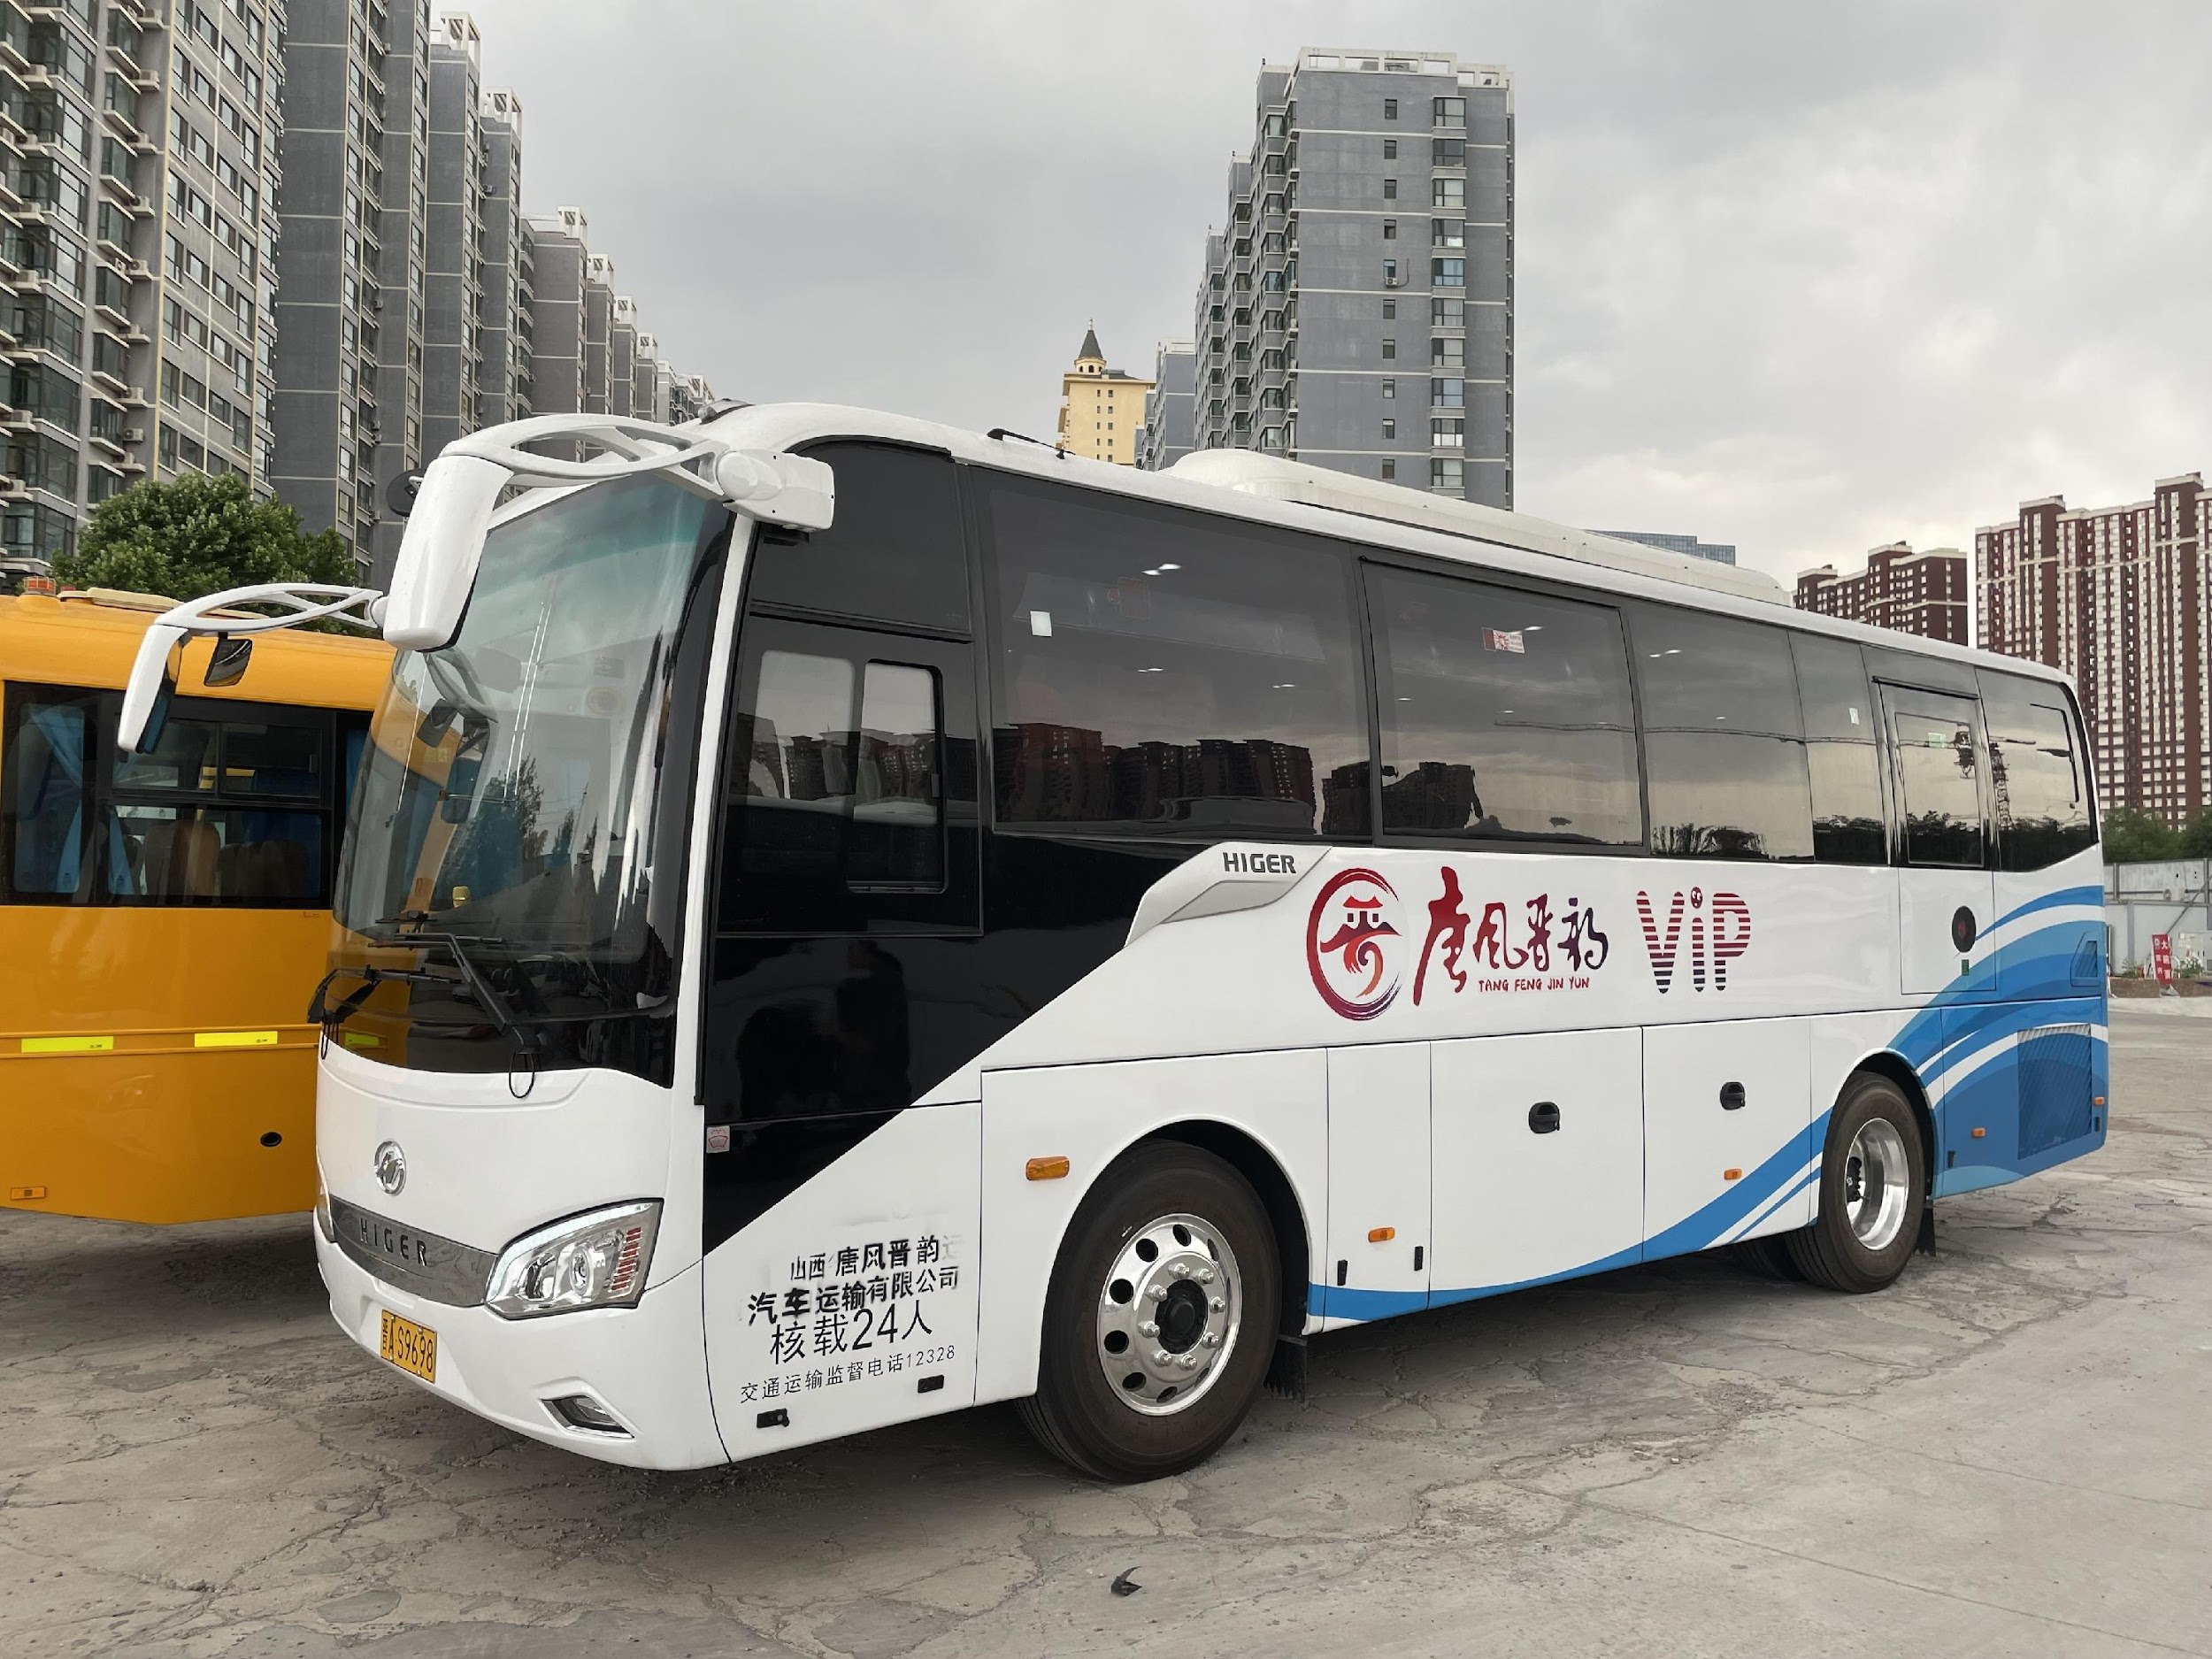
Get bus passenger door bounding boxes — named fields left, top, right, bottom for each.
left=1429, top=1027, right=1642, bottom=1302
left=1878, top=685, right=1996, bottom=999
left=1320, top=1043, right=1430, bottom=1326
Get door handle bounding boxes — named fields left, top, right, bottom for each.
left=1528, top=1101, right=1561, bottom=1134
left=1720, top=1081, right=1747, bottom=1111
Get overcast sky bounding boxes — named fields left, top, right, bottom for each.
left=454, top=1, right=2212, bottom=584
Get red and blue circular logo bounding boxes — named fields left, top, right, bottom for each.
left=1306, top=867, right=1404, bottom=1020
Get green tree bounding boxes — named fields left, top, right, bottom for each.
left=2100, top=806, right=2182, bottom=864
left=2179, top=810, right=2212, bottom=859
left=51, top=472, right=351, bottom=602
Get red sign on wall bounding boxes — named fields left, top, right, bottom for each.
left=2153, top=933, right=2173, bottom=984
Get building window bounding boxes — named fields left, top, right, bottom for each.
left=1383, top=257, right=1398, bottom=283
left=1433, top=96, right=1466, bottom=127
left=1382, top=419, right=1396, bottom=440
left=1432, top=257, right=1466, bottom=288
left=1432, top=177, right=1465, bottom=209
left=1380, top=460, right=1396, bottom=481
left=1381, top=219, right=1397, bottom=241
left=1432, top=219, right=1464, bottom=249
left=1383, top=299, right=1396, bottom=319
left=1381, top=379, right=1396, bottom=399
left=1431, top=419, right=1464, bottom=448
left=1383, top=138, right=1398, bottom=160
left=1432, top=336, right=1465, bottom=368
left=1432, top=297, right=1465, bottom=326
left=1429, top=457, right=1464, bottom=493
left=1383, top=178, right=1398, bottom=200
left=1384, top=98, right=1399, bottom=120
left=1381, top=338, right=1396, bottom=360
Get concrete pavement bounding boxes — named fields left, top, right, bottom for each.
left=3, top=1003, right=2207, bottom=1657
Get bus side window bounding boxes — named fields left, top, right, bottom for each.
left=1370, top=567, right=1640, bottom=848
left=1792, top=634, right=1886, bottom=864
left=1629, top=603, right=1810, bottom=861
left=718, top=624, right=960, bottom=933
left=982, top=473, right=1370, bottom=840
left=1979, top=670, right=2095, bottom=871
left=1886, top=693, right=1985, bottom=868
left=3, top=691, right=93, bottom=901
left=745, top=442, right=970, bottom=634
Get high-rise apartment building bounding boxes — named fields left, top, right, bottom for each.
left=1181, top=49, right=1513, bottom=505
left=1056, top=326, right=1150, bottom=465
left=419, top=12, right=481, bottom=465
left=1793, top=542, right=1968, bottom=643
left=473, top=84, right=524, bottom=425
left=2, top=0, right=286, bottom=572
left=1602, top=529, right=1737, bottom=566
left=1138, top=341, right=1194, bottom=471
left=1978, top=472, right=2210, bottom=823
left=522, top=204, right=583, bottom=414
left=521, top=209, right=708, bottom=423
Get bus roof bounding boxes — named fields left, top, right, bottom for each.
left=695, top=402, right=2072, bottom=691
left=0, top=589, right=392, bottom=711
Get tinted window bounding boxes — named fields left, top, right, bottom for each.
left=7, top=696, right=88, bottom=895
left=742, top=442, right=971, bottom=633
left=3, top=684, right=338, bottom=906
left=985, top=475, right=1368, bottom=839
left=722, top=627, right=951, bottom=928
left=1981, top=670, right=2094, bottom=871
left=1793, top=634, right=1886, bottom=864
left=1371, top=567, right=1640, bottom=847
left=1630, top=604, right=1810, bottom=861
left=1888, top=689, right=1985, bottom=867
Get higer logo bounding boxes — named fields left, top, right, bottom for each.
left=1306, top=868, right=1405, bottom=1020
left=1635, top=887, right=1753, bottom=993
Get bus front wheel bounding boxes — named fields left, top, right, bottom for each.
left=1018, top=1141, right=1279, bottom=1482
left=1786, top=1073, right=1926, bottom=1294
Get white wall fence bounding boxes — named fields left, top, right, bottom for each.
left=2106, top=858, right=2212, bottom=974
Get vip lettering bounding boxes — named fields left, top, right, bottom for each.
left=1635, top=887, right=1753, bottom=992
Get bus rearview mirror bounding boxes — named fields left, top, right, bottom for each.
left=203, top=634, right=253, bottom=688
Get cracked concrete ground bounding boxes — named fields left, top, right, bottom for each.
left=4, top=1002, right=2208, bottom=1658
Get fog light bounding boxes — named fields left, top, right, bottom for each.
left=547, top=1393, right=629, bottom=1435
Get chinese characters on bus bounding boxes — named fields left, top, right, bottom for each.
left=737, top=1233, right=961, bottom=1404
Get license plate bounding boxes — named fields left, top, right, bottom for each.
left=378, top=1310, right=438, bottom=1382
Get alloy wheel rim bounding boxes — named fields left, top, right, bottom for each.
left=1093, top=1212, right=1243, bottom=1417
left=1843, top=1118, right=1911, bottom=1252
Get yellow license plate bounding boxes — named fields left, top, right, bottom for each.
left=378, top=1310, right=438, bottom=1382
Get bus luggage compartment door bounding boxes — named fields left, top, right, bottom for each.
left=1428, top=1027, right=1642, bottom=1305
left=1319, top=1042, right=1431, bottom=1327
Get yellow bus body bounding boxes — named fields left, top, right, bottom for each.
left=0, top=591, right=391, bottom=1223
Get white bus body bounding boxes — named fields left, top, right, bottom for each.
left=195, top=403, right=2102, bottom=1479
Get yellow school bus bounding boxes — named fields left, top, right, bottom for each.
left=1, top=587, right=391, bottom=1223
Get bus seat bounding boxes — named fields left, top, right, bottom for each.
left=142, top=818, right=221, bottom=897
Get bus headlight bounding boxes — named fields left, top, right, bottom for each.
left=484, top=1201, right=661, bottom=1319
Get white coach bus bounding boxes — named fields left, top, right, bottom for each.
left=123, top=406, right=2107, bottom=1481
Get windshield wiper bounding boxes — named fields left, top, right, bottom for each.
left=413, top=931, right=544, bottom=1062
left=311, top=933, right=545, bottom=1064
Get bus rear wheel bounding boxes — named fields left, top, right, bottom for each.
left=1018, top=1142, right=1279, bottom=1482
left=1785, top=1073, right=1925, bottom=1294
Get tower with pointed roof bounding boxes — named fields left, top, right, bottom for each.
left=1056, top=325, right=1156, bottom=465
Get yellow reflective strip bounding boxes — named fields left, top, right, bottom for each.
left=21, top=1035, right=114, bottom=1054
left=194, top=1030, right=280, bottom=1048
left=341, top=1031, right=380, bottom=1049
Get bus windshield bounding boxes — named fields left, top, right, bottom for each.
left=337, top=474, right=727, bottom=1002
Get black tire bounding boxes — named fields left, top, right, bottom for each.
left=1785, top=1072, right=1926, bottom=1294
left=1728, top=1233, right=1805, bottom=1281
left=1018, top=1141, right=1279, bottom=1482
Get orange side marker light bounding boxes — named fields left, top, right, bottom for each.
left=1025, top=1156, right=1071, bottom=1181
left=1723, top=1168, right=1742, bottom=1182
left=1367, top=1225, right=1396, bottom=1243
left=1970, top=1127, right=1987, bottom=1139
left=9, top=1186, right=47, bottom=1201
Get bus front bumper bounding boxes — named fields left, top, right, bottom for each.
left=316, top=1230, right=727, bottom=1470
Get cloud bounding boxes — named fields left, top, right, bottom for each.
left=449, top=0, right=2212, bottom=580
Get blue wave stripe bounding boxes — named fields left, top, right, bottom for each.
left=1891, top=927, right=2101, bottom=1070
left=1923, top=992, right=2105, bottom=1087
left=1991, top=883, right=2103, bottom=933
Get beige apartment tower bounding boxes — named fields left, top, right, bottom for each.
left=1056, top=326, right=1151, bottom=465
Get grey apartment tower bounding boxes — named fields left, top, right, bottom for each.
left=1, top=0, right=286, bottom=568
left=1166, top=50, right=1513, bottom=507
